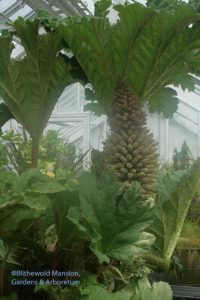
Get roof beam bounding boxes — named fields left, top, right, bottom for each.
left=25, top=0, right=91, bottom=17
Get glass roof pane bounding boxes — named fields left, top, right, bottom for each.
left=11, top=43, right=24, bottom=58
left=9, top=4, right=33, bottom=21
left=0, top=0, right=16, bottom=13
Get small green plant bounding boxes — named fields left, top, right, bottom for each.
left=166, top=142, right=200, bottom=225
left=147, top=159, right=200, bottom=270
left=0, top=130, right=32, bottom=173
left=0, top=167, right=172, bottom=299
left=175, top=220, right=200, bottom=271
left=0, top=129, right=83, bottom=176
left=173, top=141, right=193, bottom=171
left=180, top=219, right=200, bottom=243
left=188, top=196, right=200, bottom=225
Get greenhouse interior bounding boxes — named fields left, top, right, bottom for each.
left=0, top=0, right=200, bottom=299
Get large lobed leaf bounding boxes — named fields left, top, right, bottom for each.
left=49, top=189, right=91, bottom=247
left=35, top=276, right=172, bottom=300
left=80, top=285, right=127, bottom=300
left=146, top=0, right=200, bottom=13
left=68, top=172, right=154, bottom=263
left=59, top=1, right=200, bottom=117
left=125, top=277, right=172, bottom=300
left=149, top=159, right=200, bottom=264
left=0, top=168, right=65, bottom=234
left=81, top=281, right=172, bottom=300
left=0, top=18, right=76, bottom=138
left=146, top=0, right=186, bottom=10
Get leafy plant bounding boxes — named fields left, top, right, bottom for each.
left=173, top=141, right=193, bottom=170
left=0, top=167, right=170, bottom=299
left=55, top=5, right=200, bottom=281
left=146, top=0, right=186, bottom=10
left=119, top=256, right=151, bottom=280
left=188, top=196, right=200, bottom=224
left=0, top=129, right=82, bottom=177
left=34, top=275, right=172, bottom=300
left=67, top=172, right=155, bottom=263
left=165, top=141, right=200, bottom=225
left=1, top=2, right=193, bottom=298
left=0, top=167, right=67, bottom=296
left=52, top=0, right=200, bottom=199
left=147, top=159, right=200, bottom=269
left=0, top=168, right=66, bottom=257
left=0, top=240, right=19, bottom=266
left=180, top=219, right=200, bottom=245
left=39, top=130, right=77, bottom=170
left=0, top=155, right=175, bottom=300
left=146, top=0, right=200, bottom=13
left=125, top=277, right=173, bottom=300
left=0, top=130, right=31, bottom=173
left=0, top=17, right=85, bottom=167
left=46, top=171, right=155, bottom=284
left=174, top=220, right=200, bottom=271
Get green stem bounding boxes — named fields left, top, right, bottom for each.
left=31, top=135, right=40, bottom=168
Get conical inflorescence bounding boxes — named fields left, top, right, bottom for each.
left=103, top=80, right=159, bottom=199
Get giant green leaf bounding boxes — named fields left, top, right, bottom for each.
left=36, top=276, right=172, bottom=300
left=80, top=285, right=128, bottom=300
left=146, top=0, right=185, bottom=10
left=0, top=168, right=66, bottom=233
left=0, top=200, right=42, bottom=232
left=147, top=0, right=200, bottom=13
left=149, top=159, right=200, bottom=265
left=59, top=1, right=200, bottom=117
left=124, top=277, right=172, bottom=300
left=0, top=170, right=48, bottom=233
left=81, top=279, right=172, bottom=300
left=68, top=172, right=154, bottom=263
left=49, top=189, right=91, bottom=247
left=0, top=18, right=77, bottom=138
left=94, top=0, right=112, bottom=17
left=135, top=279, right=172, bottom=300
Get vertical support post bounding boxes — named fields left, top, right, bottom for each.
left=165, top=118, right=169, bottom=162
left=103, top=115, right=108, bottom=142
left=159, top=113, right=162, bottom=161
left=83, top=114, right=91, bottom=169
left=198, top=111, right=200, bottom=157
left=9, top=120, right=12, bottom=131
left=77, top=83, right=81, bottom=112
left=159, top=113, right=168, bottom=163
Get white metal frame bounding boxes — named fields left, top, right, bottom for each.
left=165, top=98, right=200, bottom=157
left=48, top=113, right=91, bottom=167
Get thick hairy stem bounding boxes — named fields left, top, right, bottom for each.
left=31, top=135, right=40, bottom=168
left=142, top=254, right=170, bottom=272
